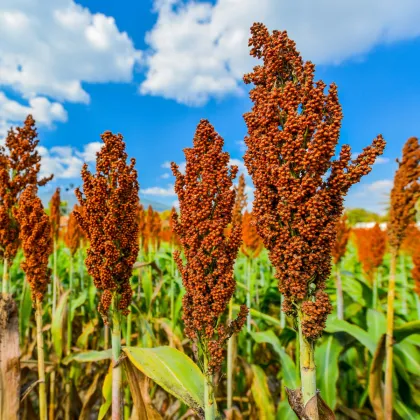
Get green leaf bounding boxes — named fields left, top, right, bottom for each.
left=315, top=335, right=341, bottom=410
left=70, top=290, right=87, bottom=322
left=98, top=364, right=112, bottom=420
left=123, top=346, right=205, bottom=413
left=19, top=280, right=32, bottom=341
left=394, top=321, right=420, bottom=342
left=366, top=309, right=386, bottom=344
left=276, top=400, right=297, bottom=420
left=394, top=342, right=420, bottom=375
left=394, top=399, right=420, bottom=420
left=250, top=330, right=298, bottom=389
left=143, top=268, right=153, bottom=311
left=51, top=290, right=70, bottom=360
left=325, top=317, right=376, bottom=354
left=251, top=364, right=275, bottom=420
left=62, top=349, right=112, bottom=365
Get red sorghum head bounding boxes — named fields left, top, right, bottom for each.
left=242, top=23, right=386, bottom=339
left=387, top=137, right=420, bottom=251
left=65, top=205, right=84, bottom=256
left=74, top=131, right=139, bottom=322
left=49, top=188, right=61, bottom=242
left=332, top=214, right=351, bottom=265
left=14, top=185, right=53, bottom=302
left=171, top=119, right=248, bottom=373
left=0, top=115, right=53, bottom=261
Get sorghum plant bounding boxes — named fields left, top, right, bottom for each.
left=171, top=119, right=248, bottom=419
left=14, top=185, right=53, bottom=420
left=242, top=22, right=386, bottom=418
left=332, top=215, right=351, bottom=319
left=0, top=115, right=52, bottom=295
left=385, top=137, right=420, bottom=418
left=49, top=187, right=61, bottom=315
left=74, top=131, right=139, bottom=420
left=354, top=224, right=387, bottom=307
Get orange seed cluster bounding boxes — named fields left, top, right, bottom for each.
left=332, top=215, right=351, bottom=265
left=14, top=186, right=53, bottom=302
left=74, top=131, right=139, bottom=321
left=242, top=23, right=386, bottom=339
left=171, top=119, right=248, bottom=372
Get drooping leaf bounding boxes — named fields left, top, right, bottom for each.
left=315, top=335, right=341, bottom=410
left=123, top=346, right=205, bottom=414
left=250, top=330, right=298, bottom=389
left=79, top=373, right=101, bottom=420
left=51, top=290, right=70, bottom=360
left=366, top=309, right=386, bottom=344
left=325, top=317, right=376, bottom=354
left=123, top=358, right=163, bottom=419
left=98, top=364, right=112, bottom=420
left=62, top=349, right=112, bottom=365
left=251, top=364, right=275, bottom=420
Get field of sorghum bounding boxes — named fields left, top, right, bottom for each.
left=0, top=22, right=419, bottom=420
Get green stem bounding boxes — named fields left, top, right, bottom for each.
left=416, top=294, right=420, bottom=320
left=400, top=254, right=408, bottom=316
left=204, top=354, right=216, bottom=420
left=335, top=263, right=344, bottom=320
left=2, top=257, right=9, bottom=295
left=246, top=258, right=252, bottom=362
left=280, top=294, right=286, bottom=328
left=384, top=249, right=397, bottom=418
left=124, top=307, right=132, bottom=420
left=372, top=269, right=379, bottom=310
left=227, top=298, right=234, bottom=410
left=112, top=301, right=122, bottom=420
left=35, top=298, right=47, bottom=420
left=52, top=240, right=58, bottom=315
left=67, top=255, right=73, bottom=353
left=298, top=311, right=318, bottom=420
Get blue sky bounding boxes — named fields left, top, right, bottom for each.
left=1, top=0, right=419, bottom=213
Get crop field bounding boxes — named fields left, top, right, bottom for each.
left=0, top=21, right=419, bottom=420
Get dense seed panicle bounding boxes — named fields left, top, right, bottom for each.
left=242, top=23, right=386, bottom=339
left=387, top=137, right=420, bottom=251
left=65, top=205, right=83, bottom=256
left=50, top=188, right=61, bottom=241
left=332, top=215, right=351, bottom=265
left=0, top=115, right=53, bottom=261
left=241, top=211, right=263, bottom=258
left=353, top=225, right=387, bottom=283
left=14, top=185, right=53, bottom=302
left=74, top=131, right=139, bottom=321
left=171, top=119, right=248, bottom=372
left=232, top=174, right=247, bottom=225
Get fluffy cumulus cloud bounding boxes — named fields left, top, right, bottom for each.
left=141, top=185, right=177, bottom=196
left=0, top=0, right=141, bottom=138
left=140, top=0, right=420, bottom=105
left=38, top=142, right=104, bottom=180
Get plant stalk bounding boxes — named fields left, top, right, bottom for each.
left=204, top=354, right=216, bottom=420
left=298, top=311, right=319, bottom=420
left=227, top=298, right=233, bottom=410
left=246, top=258, right=252, bottom=362
left=399, top=254, right=408, bottom=316
left=372, top=269, right=379, bottom=310
left=384, top=248, right=397, bottom=418
left=65, top=255, right=74, bottom=420
left=2, top=258, right=9, bottom=295
left=35, top=298, right=47, bottom=420
left=112, top=302, right=122, bottom=420
left=52, top=239, right=58, bottom=315
left=335, top=262, right=344, bottom=320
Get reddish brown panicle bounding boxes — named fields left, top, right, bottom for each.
left=49, top=188, right=61, bottom=241
left=65, top=205, right=83, bottom=256
left=74, top=131, right=139, bottom=321
left=0, top=115, right=53, bottom=261
left=242, top=23, right=386, bottom=339
left=171, top=119, right=248, bottom=373
left=13, top=185, right=53, bottom=302
left=353, top=224, right=387, bottom=284
left=387, top=137, right=420, bottom=251
left=241, top=210, right=263, bottom=258
left=332, top=214, right=351, bottom=265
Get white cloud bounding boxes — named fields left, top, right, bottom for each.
left=161, top=161, right=172, bottom=169
left=0, top=0, right=142, bottom=103
left=0, top=0, right=141, bottom=138
left=140, top=0, right=420, bottom=105
left=172, top=199, right=180, bottom=209
left=160, top=172, right=170, bottom=179
left=76, top=141, right=102, bottom=162
left=38, top=142, right=103, bottom=180
left=0, top=92, right=67, bottom=141
left=141, top=184, right=176, bottom=196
